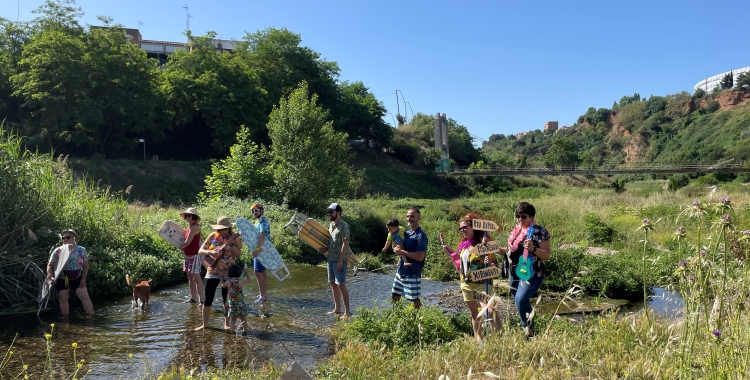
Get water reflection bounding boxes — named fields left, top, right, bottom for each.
left=0, top=265, right=452, bottom=379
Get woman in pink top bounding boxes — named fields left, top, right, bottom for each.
left=179, top=207, right=203, bottom=305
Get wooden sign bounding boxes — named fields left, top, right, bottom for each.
left=472, top=289, right=492, bottom=303
left=469, top=266, right=501, bottom=282
left=472, top=219, right=499, bottom=231
left=469, top=241, right=502, bottom=256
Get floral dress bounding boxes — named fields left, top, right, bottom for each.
left=225, top=278, right=247, bottom=318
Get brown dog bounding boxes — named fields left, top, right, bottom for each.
left=126, top=274, right=152, bottom=310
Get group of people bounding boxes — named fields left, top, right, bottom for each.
left=47, top=200, right=550, bottom=340
left=440, top=202, right=551, bottom=340
left=179, top=204, right=270, bottom=334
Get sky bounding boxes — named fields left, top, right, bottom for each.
left=3, top=0, right=750, bottom=141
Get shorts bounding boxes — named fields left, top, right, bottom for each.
left=55, top=275, right=81, bottom=292
left=391, top=273, right=421, bottom=301
left=327, top=261, right=347, bottom=284
left=460, top=281, right=493, bottom=302
left=183, top=255, right=201, bottom=274
left=254, top=257, right=266, bottom=273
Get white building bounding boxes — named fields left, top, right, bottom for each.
left=694, top=66, right=750, bottom=93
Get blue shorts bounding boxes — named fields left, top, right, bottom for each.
left=327, top=261, right=347, bottom=284
left=391, top=273, right=421, bottom=301
left=254, top=257, right=266, bottom=273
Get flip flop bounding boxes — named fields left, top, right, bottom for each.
left=183, top=299, right=197, bottom=304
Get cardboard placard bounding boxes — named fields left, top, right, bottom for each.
left=472, top=289, right=492, bottom=303
left=469, top=241, right=502, bottom=256
left=469, top=266, right=501, bottom=282
left=472, top=219, right=499, bottom=231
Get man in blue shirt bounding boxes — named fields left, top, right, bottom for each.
left=391, top=207, right=428, bottom=309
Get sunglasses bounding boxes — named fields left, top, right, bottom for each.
left=183, top=214, right=192, bottom=218
left=327, top=210, right=336, bottom=215
left=515, top=214, right=529, bottom=220
left=62, top=235, right=75, bottom=240
left=458, top=226, right=469, bottom=231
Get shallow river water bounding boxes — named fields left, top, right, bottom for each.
left=0, top=265, right=452, bottom=379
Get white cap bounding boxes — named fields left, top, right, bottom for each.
left=327, top=202, right=342, bottom=212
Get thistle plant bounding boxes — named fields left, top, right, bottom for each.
left=674, top=226, right=687, bottom=262
left=636, top=218, right=656, bottom=319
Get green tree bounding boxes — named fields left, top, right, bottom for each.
left=240, top=28, right=340, bottom=136
left=81, top=20, right=161, bottom=156
left=11, top=28, right=90, bottom=151
left=203, top=125, right=274, bottom=201
left=0, top=18, right=29, bottom=124
left=336, top=81, right=392, bottom=148
left=267, top=81, right=362, bottom=210
left=544, top=137, right=579, bottom=166
left=643, top=96, right=667, bottom=118
left=720, top=72, right=734, bottom=90
left=736, top=72, right=750, bottom=89
left=160, top=32, right=266, bottom=157
left=447, top=118, right=480, bottom=166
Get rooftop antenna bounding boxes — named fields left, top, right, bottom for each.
left=182, top=5, right=192, bottom=35
left=138, top=20, right=144, bottom=31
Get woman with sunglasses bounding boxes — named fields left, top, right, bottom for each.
left=506, top=202, right=551, bottom=338
left=250, top=204, right=271, bottom=303
left=195, top=216, right=242, bottom=332
left=46, top=229, right=95, bottom=316
left=441, top=212, right=501, bottom=342
left=179, top=207, right=203, bottom=305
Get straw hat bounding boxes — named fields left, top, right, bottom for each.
left=180, top=207, right=201, bottom=221
left=211, top=216, right=233, bottom=230
left=61, top=229, right=78, bottom=239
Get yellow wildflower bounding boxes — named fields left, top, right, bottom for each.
left=50, top=323, right=55, bottom=328
left=129, top=354, right=133, bottom=359
left=45, top=334, right=52, bottom=340
left=72, top=342, right=78, bottom=348
left=23, top=365, right=28, bottom=370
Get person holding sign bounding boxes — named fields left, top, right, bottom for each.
left=441, top=213, right=501, bottom=342
left=506, top=202, right=551, bottom=338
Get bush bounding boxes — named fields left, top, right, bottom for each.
left=337, top=301, right=472, bottom=358
left=667, top=174, right=690, bottom=192
left=584, top=212, right=615, bottom=244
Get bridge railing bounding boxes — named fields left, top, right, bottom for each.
left=445, top=160, right=749, bottom=175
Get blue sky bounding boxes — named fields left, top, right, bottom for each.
left=4, top=0, right=750, bottom=141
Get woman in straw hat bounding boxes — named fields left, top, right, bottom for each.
left=195, top=216, right=242, bottom=332
left=46, top=229, right=95, bottom=316
left=179, top=207, right=203, bottom=305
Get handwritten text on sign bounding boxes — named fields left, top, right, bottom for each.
left=469, top=266, right=501, bottom=282
left=469, top=241, right=501, bottom=256
left=472, top=219, right=499, bottom=231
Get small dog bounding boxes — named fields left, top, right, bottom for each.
left=126, top=274, right=153, bottom=310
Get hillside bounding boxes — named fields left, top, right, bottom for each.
left=482, top=88, right=750, bottom=167
left=69, top=150, right=462, bottom=206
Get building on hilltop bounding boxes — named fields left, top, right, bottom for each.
left=91, top=26, right=236, bottom=65
left=544, top=121, right=558, bottom=132
left=694, top=66, right=750, bottom=93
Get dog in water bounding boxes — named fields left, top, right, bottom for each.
left=125, top=274, right=152, bottom=310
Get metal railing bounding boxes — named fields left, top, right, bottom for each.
left=441, top=159, right=750, bottom=177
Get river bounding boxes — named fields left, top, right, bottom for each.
left=0, top=265, right=453, bottom=379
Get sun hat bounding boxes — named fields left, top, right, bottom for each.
left=211, top=216, right=233, bottom=230
left=251, top=204, right=264, bottom=211
left=61, top=229, right=78, bottom=239
left=180, top=207, right=201, bottom=221
left=327, top=202, right=342, bottom=212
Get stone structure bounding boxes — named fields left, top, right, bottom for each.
left=434, top=113, right=449, bottom=158
left=544, top=121, right=558, bottom=132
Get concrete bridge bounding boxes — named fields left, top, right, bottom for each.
left=442, top=159, right=750, bottom=177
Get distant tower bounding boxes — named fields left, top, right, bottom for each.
left=434, top=113, right=449, bottom=158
